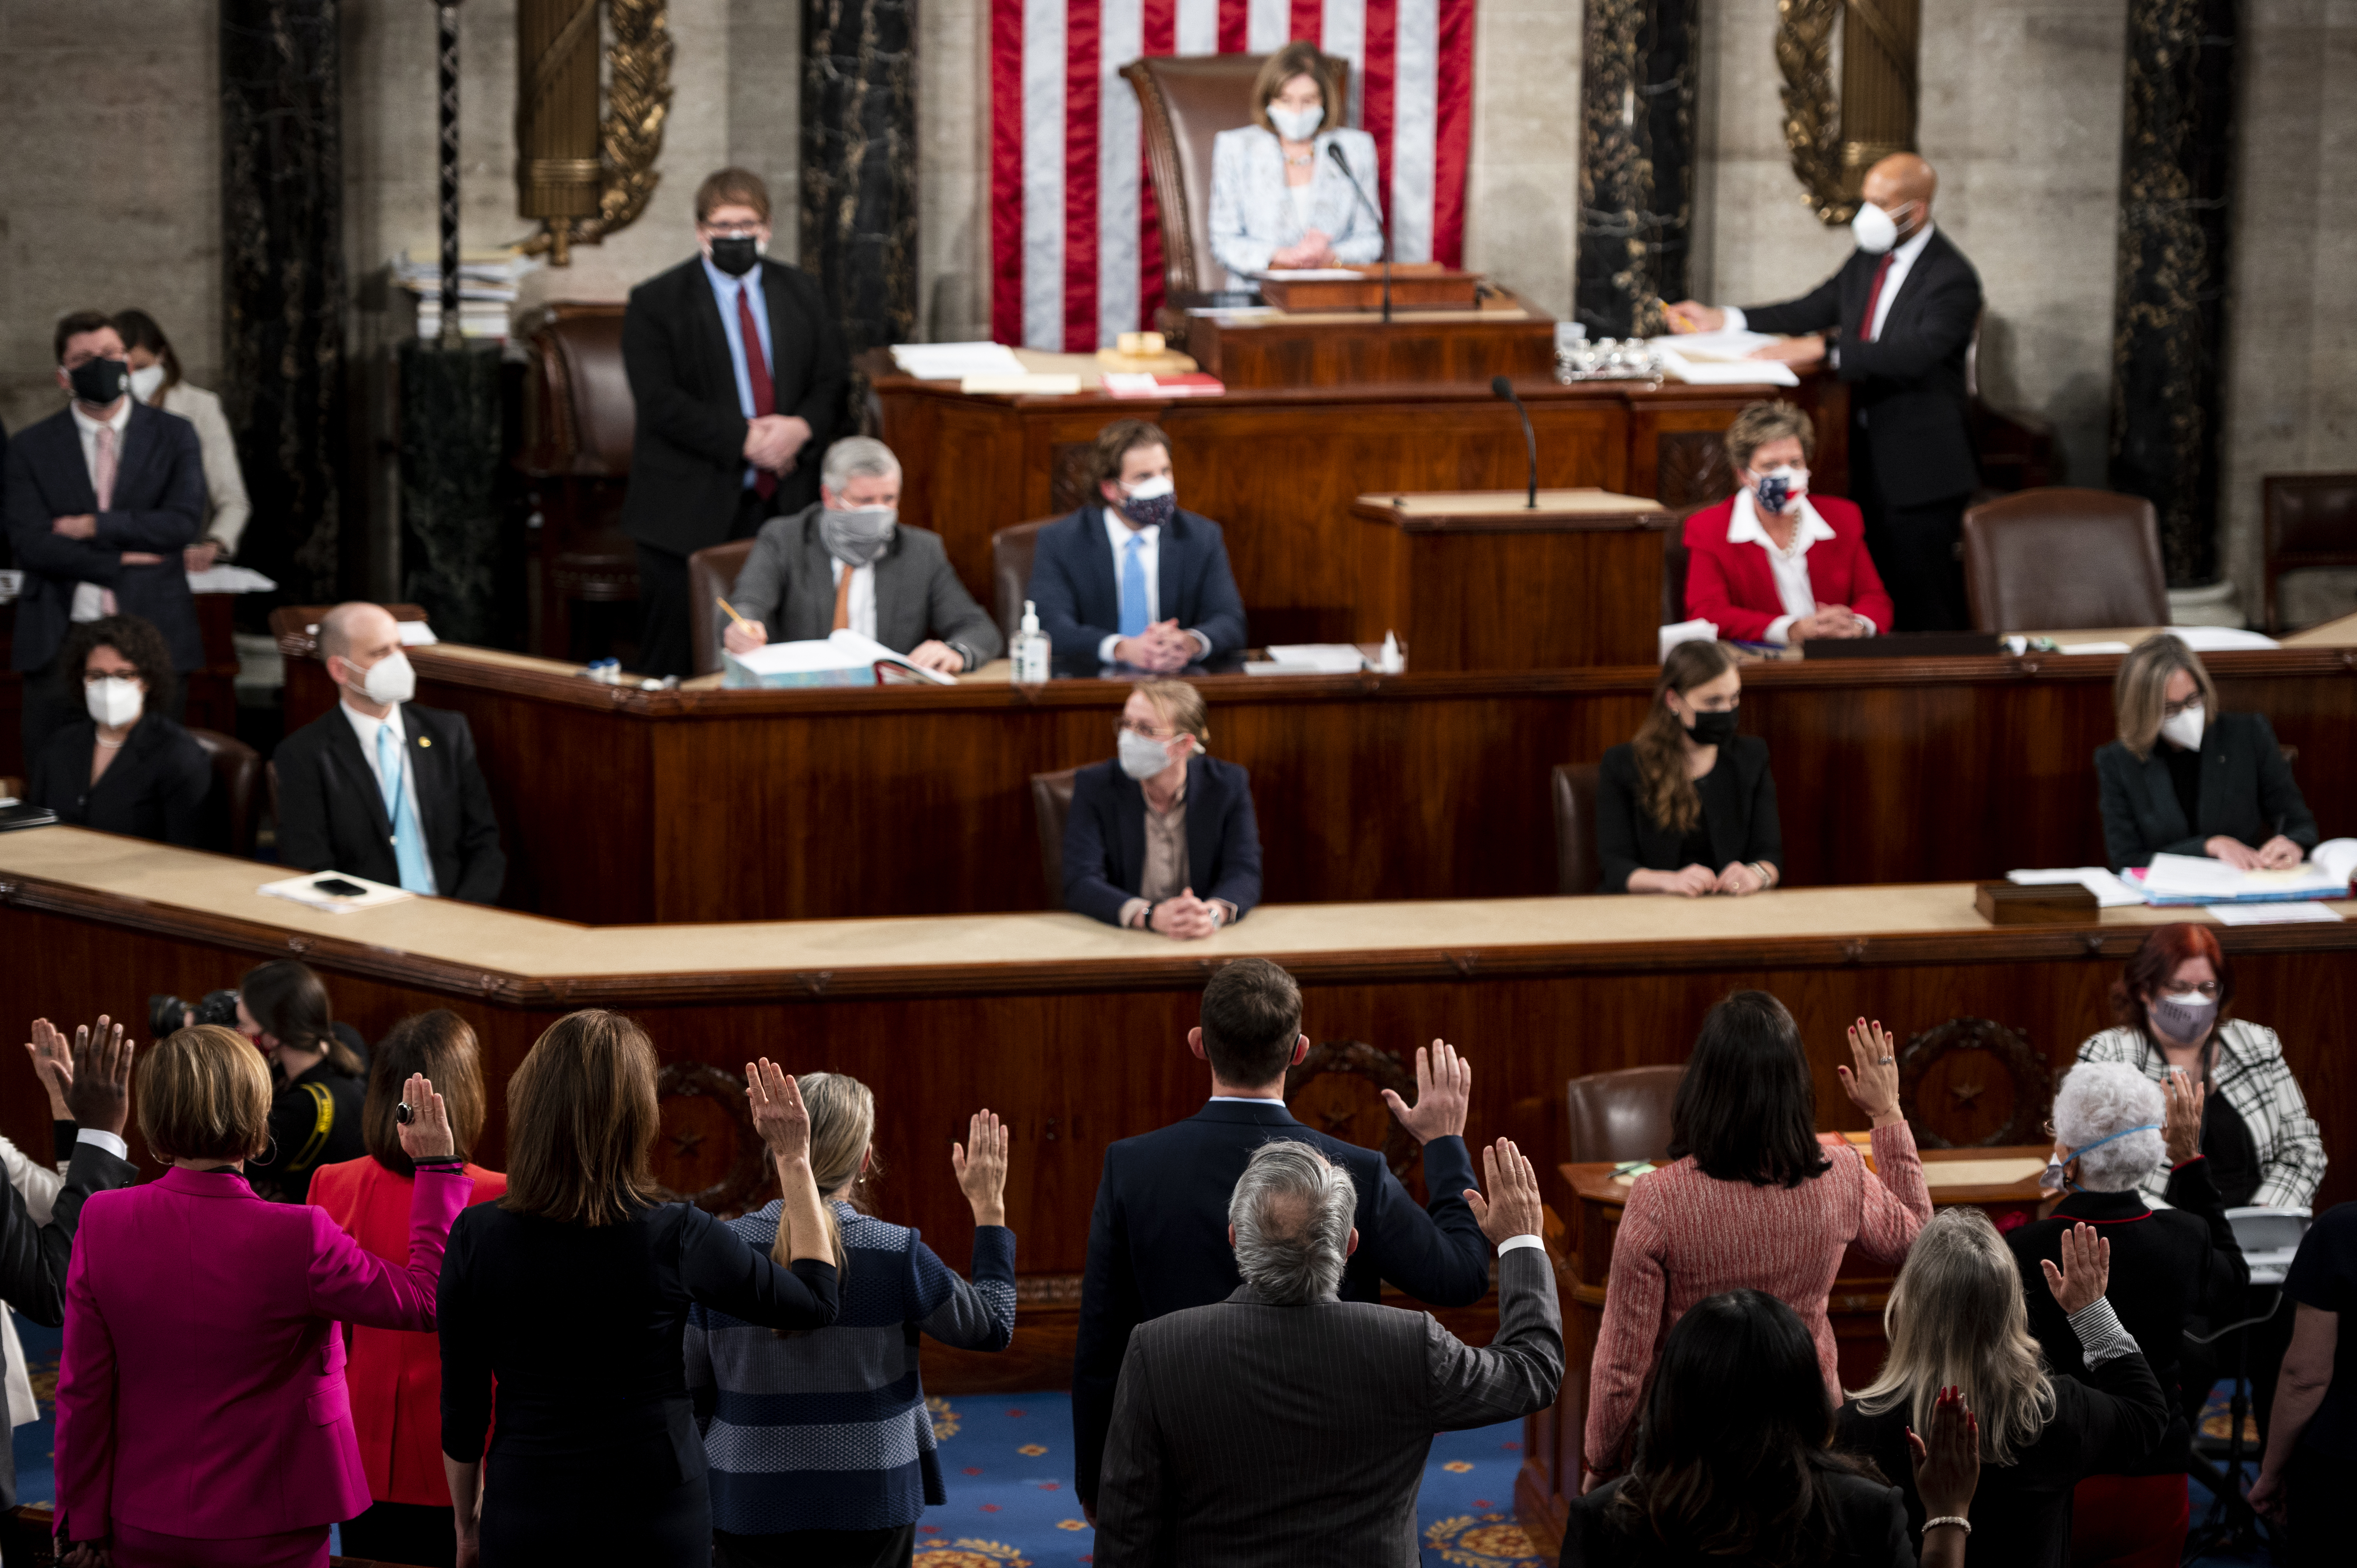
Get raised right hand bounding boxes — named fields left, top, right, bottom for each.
left=723, top=618, right=768, bottom=655
left=1837, top=1018, right=1904, bottom=1125
left=26, top=1018, right=75, bottom=1121
left=1905, top=1384, right=1980, bottom=1520
left=394, top=1072, right=456, bottom=1162
left=2040, top=1221, right=2110, bottom=1316
left=1381, top=1040, right=1471, bottom=1146
left=747, top=1057, right=812, bottom=1164
left=1464, top=1137, right=1542, bottom=1248
left=2162, top=1068, right=2206, bottom=1165
left=952, top=1109, right=1010, bottom=1225
left=2204, top=835, right=2264, bottom=871
left=62, top=1018, right=134, bottom=1139
left=1663, top=301, right=1724, bottom=334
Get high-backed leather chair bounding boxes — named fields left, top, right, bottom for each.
left=687, top=540, right=757, bottom=676
left=1565, top=1065, right=1684, bottom=1165
left=992, top=519, right=1058, bottom=648
left=2262, top=472, right=2357, bottom=632
left=514, top=302, right=640, bottom=659
left=1122, top=51, right=1352, bottom=332
left=187, top=727, right=263, bottom=856
left=1551, top=764, right=1601, bottom=896
left=1961, top=488, right=2168, bottom=633
left=1661, top=526, right=1691, bottom=625
left=1030, top=767, right=1080, bottom=908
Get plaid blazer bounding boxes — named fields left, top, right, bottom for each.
left=2079, top=1019, right=2327, bottom=1211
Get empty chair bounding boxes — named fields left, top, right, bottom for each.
left=686, top=539, right=757, bottom=676
left=1565, top=1065, right=1684, bottom=1166
left=187, top=727, right=263, bottom=856
left=993, top=519, right=1057, bottom=649
left=2261, top=472, right=2357, bottom=632
left=1961, top=488, right=2168, bottom=633
left=1030, top=767, right=1079, bottom=908
left=1551, top=764, right=1601, bottom=896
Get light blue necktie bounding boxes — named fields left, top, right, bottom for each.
left=376, top=722, right=435, bottom=894
left=1118, top=533, right=1149, bottom=638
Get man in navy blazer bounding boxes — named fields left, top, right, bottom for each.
left=1026, top=419, right=1247, bottom=667
left=1071, top=959, right=1492, bottom=1515
left=1065, top=680, right=1260, bottom=936
left=4, top=312, right=206, bottom=757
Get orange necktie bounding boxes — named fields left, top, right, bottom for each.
left=831, top=564, right=854, bottom=631
left=94, top=425, right=120, bottom=614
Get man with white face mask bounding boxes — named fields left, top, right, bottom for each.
left=272, top=602, right=507, bottom=902
left=1666, top=154, right=1983, bottom=633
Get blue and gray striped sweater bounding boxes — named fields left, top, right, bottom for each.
left=686, top=1199, right=1017, bottom=1534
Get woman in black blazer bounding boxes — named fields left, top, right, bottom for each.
left=28, top=614, right=209, bottom=846
left=1595, top=639, right=1783, bottom=895
left=2095, top=634, right=2316, bottom=871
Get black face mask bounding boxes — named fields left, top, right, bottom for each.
left=68, top=356, right=128, bottom=406
left=707, top=236, right=761, bottom=277
left=1686, top=708, right=1739, bottom=747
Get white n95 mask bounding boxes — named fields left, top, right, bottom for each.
left=1268, top=104, right=1324, bottom=142
left=1850, top=202, right=1900, bottom=255
left=2159, top=702, right=2205, bottom=752
left=86, top=676, right=143, bottom=729
left=1118, top=730, right=1173, bottom=781
left=358, top=649, right=417, bottom=706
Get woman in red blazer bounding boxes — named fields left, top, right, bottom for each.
left=309, top=1012, right=506, bottom=1568
left=1683, top=402, right=1894, bottom=645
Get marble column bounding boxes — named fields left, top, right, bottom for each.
left=397, top=341, right=507, bottom=648
left=221, top=0, right=347, bottom=601
left=802, top=0, right=917, bottom=424
left=2110, top=0, right=2237, bottom=585
left=1574, top=0, right=1700, bottom=339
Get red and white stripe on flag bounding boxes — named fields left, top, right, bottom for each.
left=990, top=0, right=1476, bottom=351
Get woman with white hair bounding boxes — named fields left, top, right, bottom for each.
left=2006, top=1062, right=2247, bottom=1567
left=1838, top=1209, right=2168, bottom=1567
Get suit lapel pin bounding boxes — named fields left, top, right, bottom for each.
left=418, top=736, right=432, bottom=747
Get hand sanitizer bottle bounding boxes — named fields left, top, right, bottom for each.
left=1378, top=630, right=1405, bottom=674
left=1013, top=599, right=1052, bottom=684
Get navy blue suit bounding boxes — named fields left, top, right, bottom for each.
left=2, top=403, right=206, bottom=677
left=1062, top=754, right=1262, bottom=926
left=1025, top=503, right=1248, bottom=659
left=1071, top=1099, right=1492, bottom=1506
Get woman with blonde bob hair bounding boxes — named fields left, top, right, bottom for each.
left=55, top=1026, right=465, bottom=1568
left=436, top=1010, right=839, bottom=1566
left=1838, top=1208, right=2169, bottom=1567
left=687, top=1077, right=1015, bottom=1564
left=2094, top=632, right=2315, bottom=872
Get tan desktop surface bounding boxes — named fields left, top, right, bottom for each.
left=4, top=828, right=2345, bottom=984
left=1359, top=489, right=1664, bottom=516
left=2283, top=609, right=2357, bottom=647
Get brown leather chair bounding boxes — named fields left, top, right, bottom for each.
left=1122, top=52, right=1352, bottom=332
left=687, top=540, right=758, bottom=676
left=2262, top=473, right=2357, bottom=632
left=514, top=302, right=641, bottom=658
left=992, top=519, right=1058, bottom=648
left=187, top=727, right=263, bottom=856
left=1551, top=764, right=1601, bottom=896
left=1565, top=1065, right=1684, bottom=1165
left=1030, top=767, right=1080, bottom=908
left=1960, top=488, right=2168, bottom=633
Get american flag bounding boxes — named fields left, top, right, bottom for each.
left=990, top=0, right=1477, bottom=351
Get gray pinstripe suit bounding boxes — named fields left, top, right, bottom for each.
left=1092, top=1247, right=1562, bottom=1567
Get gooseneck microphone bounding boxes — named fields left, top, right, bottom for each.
left=1491, top=375, right=1539, bottom=509
left=1327, top=142, right=1392, bottom=325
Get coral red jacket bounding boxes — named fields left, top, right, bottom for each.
left=1682, top=493, right=1895, bottom=643
left=309, top=1155, right=508, bottom=1506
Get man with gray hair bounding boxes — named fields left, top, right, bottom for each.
left=1093, top=1137, right=1562, bottom=1566
left=719, top=436, right=1002, bottom=674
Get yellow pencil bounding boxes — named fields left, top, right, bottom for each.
left=716, top=597, right=747, bottom=624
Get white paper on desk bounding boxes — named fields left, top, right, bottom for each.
left=2007, top=867, right=2145, bottom=908
left=1652, top=329, right=1781, bottom=362
left=1659, top=619, right=1719, bottom=661
left=2315, top=839, right=2357, bottom=886
left=257, top=871, right=414, bottom=914
left=2212, top=901, right=2346, bottom=925
left=1654, top=346, right=1800, bottom=387
left=1246, top=267, right=1364, bottom=281
left=2060, top=641, right=2134, bottom=655
left=889, top=341, right=1025, bottom=380
left=2164, top=625, right=2280, bottom=652
left=185, top=565, right=278, bottom=594
left=727, top=629, right=957, bottom=686
left=396, top=622, right=440, bottom=646
left=2143, top=853, right=2352, bottom=900
left=1262, top=643, right=1368, bottom=673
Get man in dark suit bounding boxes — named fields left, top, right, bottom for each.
left=1668, top=154, right=1984, bottom=630
left=1072, top=959, right=1494, bottom=1517
left=273, top=602, right=506, bottom=903
left=3, top=311, right=207, bottom=758
left=1026, top=419, right=1247, bottom=667
left=1065, top=678, right=1260, bottom=936
left=622, top=168, right=849, bottom=676
left=1093, top=1136, right=1561, bottom=1567
left=718, top=436, right=1002, bottom=672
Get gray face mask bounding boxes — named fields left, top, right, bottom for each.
left=1117, top=729, right=1173, bottom=780
left=820, top=505, right=897, bottom=567
left=2150, top=990, right=2218, bottom=1044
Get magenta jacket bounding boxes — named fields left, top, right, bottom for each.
left=54, top=1164, right=468, bottom=1541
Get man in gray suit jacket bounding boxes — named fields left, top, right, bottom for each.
left=720, top=436, right=1002, bottom=673
left=1094, top=1137, right=1563, bottom=1568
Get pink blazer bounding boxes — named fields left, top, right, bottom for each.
left=54, top=1164, right=468, bottom=1541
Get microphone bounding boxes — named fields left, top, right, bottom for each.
left=1327, top=142, right=1392, bottom=325
left=1491, top=375, right=1538, bottom=509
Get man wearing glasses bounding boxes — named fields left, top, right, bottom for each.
left=619, top=168, right=848, bottom=676
left=1063, top=679, right=1262, bottom=938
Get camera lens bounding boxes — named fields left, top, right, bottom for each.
left=147, top=994, right=189, bottom=1040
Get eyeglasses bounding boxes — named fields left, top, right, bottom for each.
left=2164, top=981, right=2221, bottom=1000
left=702, top=224, right=762, bottom=239
left=2161, top=694, right=2203, bottom=719
left=1115, top=720, right=1178, bottom=740
left=83, top=669, right=140, bottom=685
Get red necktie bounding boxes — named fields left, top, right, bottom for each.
left=1859, top=253, right=1896, bottom=343
left=735, top=283, right=778, bottom=500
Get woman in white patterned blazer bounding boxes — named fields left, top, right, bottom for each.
left=1206, top=41, right=1384, bottom=292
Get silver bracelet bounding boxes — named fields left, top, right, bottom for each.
left=1923, top=1516, right=1971, bottom=1534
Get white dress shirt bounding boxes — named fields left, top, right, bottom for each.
left=1725, top=489, right=1850, bottom=645
left=1096, top=511, right=1214, bottom=666
left=1721, top=220, right=1937, bottom=347
left=68, top=398, right=134, bottom=622
left=826, top=558, right=878, bottom=641
left=339, top=699, right=438, bottom=895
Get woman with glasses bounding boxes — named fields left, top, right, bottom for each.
left=1061, top=678, right=1261, bottom=938
left=1595, top=638, right=1783, bottom=895
left=27, top=613, right=211, bottom=847
left=2094, top=633, right=2316, bottom=872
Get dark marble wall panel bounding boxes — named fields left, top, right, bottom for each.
left=397, top=341, right=506, bottom=647
left=802, top=0, right=917, bottom=432
left=1576, top=0, right=1700, bottom=339
left=222, top=0, right=346, bottom=603
left=2110, top=0, right=2237, bottom=585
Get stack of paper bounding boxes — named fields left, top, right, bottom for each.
left=2134, top=852, right=2352, bottom=904
left=723, top=629, right=957, bottom=689
left=394, top=249, right=536, bottom=341
left=2006, top=867, right=2145, bottom=908
left=1653, top=329, right=1783, bottom=361
left=258, top=872, right=414, bottom=913
left=1101, top=372, right=1226, bottom=397
left=1255, top=644, right=1368, bottom=673
left=2060, top=625, right=2282, bottom=655
left=185, top=565, right=279, bottom=594
left=889, top=342, right=1026, bottom=380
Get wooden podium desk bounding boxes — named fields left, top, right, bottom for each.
left=1182, top=302, right=1557, bottom=389
left=1351, top=489, right=1671, bottom=669
left=1518, top=1148, right=2057, bottom=1554
left=1, top=832, right=2348, bottom=1390
left=867, top=350, right=1843, bottom=646
left=274, top=634, right=2357, bottom=925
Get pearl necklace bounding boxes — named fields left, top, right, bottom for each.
left=95, top=733, right=127, bottom=749
left=1283, top=149, right=1314, bottom=168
